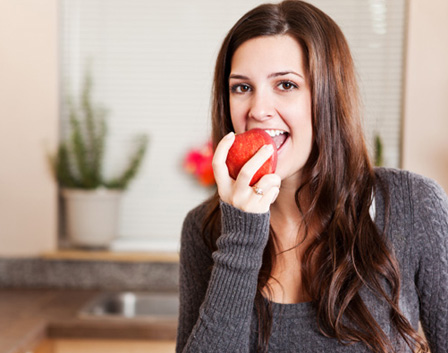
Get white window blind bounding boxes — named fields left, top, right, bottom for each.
left=60, top=0, right=406, bottom=250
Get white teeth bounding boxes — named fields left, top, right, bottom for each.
left=264, top=129, right=286, bottom=137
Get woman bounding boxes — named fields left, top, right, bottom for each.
left=176, top=1, right=448, bottom=352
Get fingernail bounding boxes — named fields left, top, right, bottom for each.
left=225, top=132, right=235, bottom=140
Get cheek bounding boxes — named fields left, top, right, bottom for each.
left=287, top=103, right=313, bottom=150
left=301, top=113, right=313, bottom=150
left=301, top=114, right=314, bottom=160
left=295, top=98, right=312, bottom=132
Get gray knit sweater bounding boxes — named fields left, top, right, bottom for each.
left=176, top=168, right=448, bottom=352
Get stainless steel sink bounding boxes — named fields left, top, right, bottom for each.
left=79, top=291, right=179, bottom=320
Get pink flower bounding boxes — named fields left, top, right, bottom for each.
left=183, top=141, right=215, bottom=187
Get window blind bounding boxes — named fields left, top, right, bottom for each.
left=60, top=0, right=406, bottom=250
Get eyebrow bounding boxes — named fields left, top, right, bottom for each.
left=229, top=71, right=304, bottom=80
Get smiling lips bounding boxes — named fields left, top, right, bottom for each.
left=264, top=129, right=288, bottom=150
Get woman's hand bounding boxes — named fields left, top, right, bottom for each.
left=212, top=132, right=281, bottom=214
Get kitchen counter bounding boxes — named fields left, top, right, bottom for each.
left=0, top=288, right=178, bottom=353
left=0, top=256, right=179, bottom=292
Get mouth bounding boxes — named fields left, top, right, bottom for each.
left=264, top=129, right=289, bottom=150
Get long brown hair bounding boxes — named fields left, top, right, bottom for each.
left=202, top=1, right=428, bottom=352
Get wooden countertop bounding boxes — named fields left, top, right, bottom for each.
left=41, top=250, right=179, bottom=263
left=0, top=288, right=178, bottom=353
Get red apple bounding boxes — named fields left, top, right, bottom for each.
left=226, top=129, right=277, bottom=186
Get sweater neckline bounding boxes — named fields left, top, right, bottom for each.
left=267, top=299, right=315, bottom=318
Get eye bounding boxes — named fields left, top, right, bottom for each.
left=278, top=80, right=298, bottom=91
left=230, top=83, right=251, bottom=94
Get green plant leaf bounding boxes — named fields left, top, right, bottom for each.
left=105, top=135, right=149, bottom=190
left=49, top=67, right=148, bottom=190
left=374, top=133, right=384, bottom=167
left=52, top=143, right=80, bottom=188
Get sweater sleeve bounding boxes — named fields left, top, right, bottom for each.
left=410, top=174, right=448, bottom=353
left=176, top=201, right=271, bottom=353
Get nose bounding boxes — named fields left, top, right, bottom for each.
left=248, top=89, right=275, bottom=122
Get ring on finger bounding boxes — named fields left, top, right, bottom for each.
left=253, top=186, right=263, bottom=196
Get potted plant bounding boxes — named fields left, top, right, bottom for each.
left=49, top=71, right=148, bottom=248
left=374, top=132, right=384, bottom=167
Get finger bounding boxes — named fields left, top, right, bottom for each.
left=264, top=185, right=280, bottom=204
left=254, top=173, right=282, bottom=190
left=212, top=132, right=235, bottom=185
left=235, top=144, right=274, bottom=185
left=241, top=184, right=279, bottom=214
left=253, top=174, right=281, bottom=204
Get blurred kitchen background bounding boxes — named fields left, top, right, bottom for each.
left=0, top=0, right=447, bottom=352
left=1, top=0, right=448, bottom=257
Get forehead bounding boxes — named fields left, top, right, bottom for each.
left=230, top=35, right=306, bottom=74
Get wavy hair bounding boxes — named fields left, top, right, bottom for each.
left=202, top=1, right=428, bottom=352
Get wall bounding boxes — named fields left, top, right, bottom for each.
left=402, top=0, right=448, bottom=192
left=0, top=1, right=58, bottom=256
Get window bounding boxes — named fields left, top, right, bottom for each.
left=60, top=0, right=406, bottom=250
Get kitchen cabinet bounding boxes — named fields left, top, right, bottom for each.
left=31, top=339, right=53, bottom=353
left=51, top=339, right=175, bottom=353
left=30, top=339, right=175, bottom=353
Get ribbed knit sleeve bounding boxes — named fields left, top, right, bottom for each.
left=176, top=201, right=270, bottom=353
left=410, top=174, right=448, bottom=353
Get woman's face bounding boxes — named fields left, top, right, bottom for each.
left=229, top=35, right=313, bottom=187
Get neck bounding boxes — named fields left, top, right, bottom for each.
left=271, top=188, right=300, bottom=222
left=270, top=174, right=310, bottom=223
left=270, top=183, right=306, bottom=251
